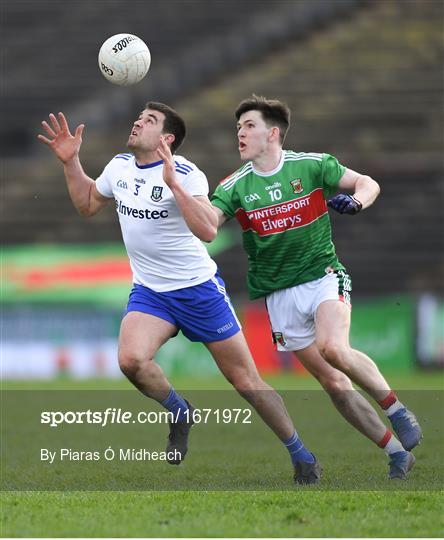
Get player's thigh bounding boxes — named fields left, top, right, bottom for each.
left=266, top=285, right=316, bottom=352
left=315, top=300, right=351, bottom=350
left=205, top=331, right=259, bottom=383
left=118, top=311, right=178, bottom=362
left=295, top=342, right=353, bottom=391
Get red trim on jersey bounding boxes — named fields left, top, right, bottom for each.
left=235, top=188, right=327, bottom=236
left=219, top=166, right=250, bottom=185
left=338, top=294, right=352, bottom=308
left=378, top=429, right=393, bottom=448
left=378, top=390, right=398, bottom=410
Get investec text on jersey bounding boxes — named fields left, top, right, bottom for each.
left=115, top=199, right=168, bottom=220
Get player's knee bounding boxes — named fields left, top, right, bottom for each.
left=318, top=341, right=351, bottom=372
left=318, top=372, right=353, bottom=395
left=118, top=352, right=138, bottom=378
left=229, top=368, right=260, bottom=394
left=118, top=351, right=152, bottom=379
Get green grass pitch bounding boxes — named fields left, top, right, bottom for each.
left=2, top=371, right=443, bottom=537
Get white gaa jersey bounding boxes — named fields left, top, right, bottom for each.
left=95, top=153, right=217, bottom=292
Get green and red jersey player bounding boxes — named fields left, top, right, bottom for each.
left=211, top=95, right=421, bottom=480
left=212, top=150, right=347, bottom=300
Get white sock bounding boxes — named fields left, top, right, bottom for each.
left=383, top=434, right=405, bottom=456
left=384, top=401, right=404, bottom=417
left=379, top=390, right=405, bottom=417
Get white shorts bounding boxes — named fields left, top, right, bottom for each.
left=265, top=271, right=351, bottom=352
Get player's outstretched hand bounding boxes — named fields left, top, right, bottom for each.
left=157, top=136, right=178, bottom=189
left=327, top=194, right=362, bottom=215
left=37, top=112, right=85, bottom=164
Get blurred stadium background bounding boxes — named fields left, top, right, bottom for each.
left=2, top=0, right=443, bottom=381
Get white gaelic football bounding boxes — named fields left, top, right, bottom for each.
left=98, top=34, right=151, bottom=86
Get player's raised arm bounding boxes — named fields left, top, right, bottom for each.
left=157, top=136, right=218, bottom=242
left=37, top=112, right=111, bottom=217
left=328, top=168, right=380, bottom=215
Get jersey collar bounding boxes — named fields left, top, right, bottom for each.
left=251, top=150, right=285, bottom=177
left=135, top=159, right=164, bottom=169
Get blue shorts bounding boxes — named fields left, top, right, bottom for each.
left=125, top=273, right=241, bottom=343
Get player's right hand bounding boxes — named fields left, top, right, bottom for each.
left=37, top=112, right=85, bottom=164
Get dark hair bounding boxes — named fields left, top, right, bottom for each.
left=146, top=101, right=186, bottom=153
left=235, top=95, right=290, bottom=144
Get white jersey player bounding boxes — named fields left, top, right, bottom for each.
left=95, top=152, right=217, bottom=291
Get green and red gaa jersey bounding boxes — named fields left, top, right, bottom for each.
left=211, top=150, right=346, bottom=299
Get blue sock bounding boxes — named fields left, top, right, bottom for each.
left=161, top=387, right=189, bottom=422
left=284, top=432, right=315, bottom=465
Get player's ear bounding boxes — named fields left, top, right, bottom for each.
left=268, top=126, right=280, bottom=143
left=163, top=133, right=175, bottom=147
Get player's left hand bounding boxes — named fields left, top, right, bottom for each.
left=327, top=194, right=362, bottom=215
left=157, top=136, right=178, bottom=189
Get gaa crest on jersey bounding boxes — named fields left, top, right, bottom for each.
left=272, top=331, right=287, bottom=347
left=290, top=179, right=303, bottom=194
left=151, top=186, right=163, bottom=202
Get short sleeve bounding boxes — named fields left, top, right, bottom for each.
left=95, top=162, right=114, bottom=198
left=210, top=183, right=235, bottom=219
left=321, top=154, right=346, bottom=199
left=182, top=169, right=209, bottom=197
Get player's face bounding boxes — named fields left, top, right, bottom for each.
left=237, top=110, right=272, bottom=161
left=127, top=109, right=165, bottom=152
